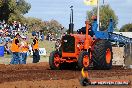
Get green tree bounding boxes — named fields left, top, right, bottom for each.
left=47, top=20, right=62, bottom=34
left=26, top=17, right=64, bottom=36
left=120, top=23, right=132, bottom=32
left=26, top=17, right=45, bottom=31
left=0, top=0, right=65, bottom=36
left=114, top=28, right=119, bottom=32
left=0, top=0, right=11, bottom=21
left=16, top=0, right=31, bottom=14
left=0, top=0, right=31, bottom=22
left=87, top=5, right=118, bottom=31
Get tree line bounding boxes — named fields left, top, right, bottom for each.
left=87, top=5, right=132, bottom=32
left=0, top=0, right=64, bottom=36
left=0, top=0, right=132, bottom=33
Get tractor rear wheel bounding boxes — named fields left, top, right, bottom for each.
left=78, top=51, right=90, bottom=70
left=49, top=51, right=61, bottom=70
left=92, top=40, right=112, bottom=69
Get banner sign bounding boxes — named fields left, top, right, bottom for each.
left=28, top=48, right=46, bottom=56
left=39, top=48, right=46, bottom=55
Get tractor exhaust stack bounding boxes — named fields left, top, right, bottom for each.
left=69, top=6, right=74, bottom=34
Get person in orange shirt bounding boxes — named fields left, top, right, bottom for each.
left=31, top=34, right=40, bottom=63
left=20, top=36, right=29, bottom=64
left=10, top=33, right=21, bottom=64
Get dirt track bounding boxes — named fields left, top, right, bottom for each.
left=0, top=62, right=132, bottom=88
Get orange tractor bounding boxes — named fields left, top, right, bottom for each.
left=49, top=7, right=112, bottom=70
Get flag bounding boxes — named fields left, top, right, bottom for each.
left=84, top=0, right=97, bottom=6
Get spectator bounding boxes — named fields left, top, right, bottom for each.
left=41, top=33, right=44, bottom=41
left=4, top=41, right=11, bottom=55
left=48, top=32, right=51, bottom=41
left=55, top=39, right=61, bottom=51
left=51, top=33, right=54, bottom=41
left=20, top=36, right=29, bottom=64
left=31, top=34, right=40, bottom=63
left=10, top=33, right=21, bottom=64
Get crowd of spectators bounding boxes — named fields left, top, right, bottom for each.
left=0, top=20, right=28, bottom=55
left=0, top=20, right=63, bottom=57
left=32, top=31, right=44, bottom=41
left=46, top=32, right=56, bottom=41
left=0, top=20, right=28, bottom=42
left=32, top=31, right=57, bottom=41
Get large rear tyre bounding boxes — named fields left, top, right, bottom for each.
left=78, top=51, right=90, bottom=70
left=92, top=40, right=112, bottom=70
left=49, top=51, right=61, bottom=70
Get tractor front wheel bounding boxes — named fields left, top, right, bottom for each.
left=49, top=51, right=61, bottom=70
left=78, top=51, right=90, bottom=70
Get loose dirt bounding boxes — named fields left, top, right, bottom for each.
left=0, top=62, right=131, bottom=88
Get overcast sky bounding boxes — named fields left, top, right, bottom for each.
left=25, top=0, right=132, bottom=30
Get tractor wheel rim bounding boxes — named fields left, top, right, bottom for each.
left=54, top=54, right=60, bottom=67
left=83, top=55, right=89, bottom=67
left=106, top=48, right=111, bottom=64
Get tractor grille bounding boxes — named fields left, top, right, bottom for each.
left=62, top=35, right=75, bottom=53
